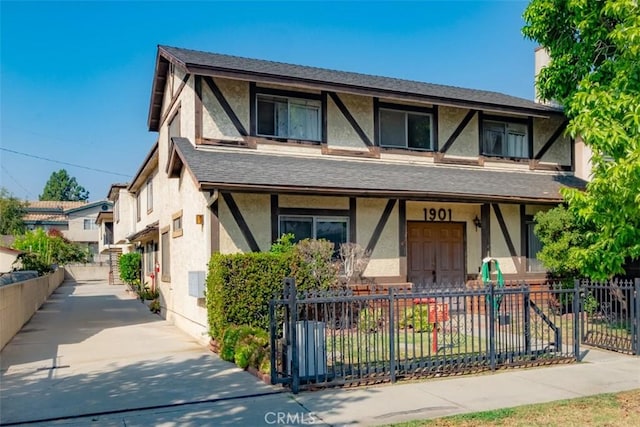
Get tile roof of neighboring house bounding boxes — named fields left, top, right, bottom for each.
left=170, top=138, right=585, bottom=204
left=149, top=46, right=562, bottom=131
left=23, top=213, right=68, bottom=223
left=26, top=201, right=88, bottom=211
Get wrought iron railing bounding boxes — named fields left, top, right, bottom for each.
left=270, top=278, right=591, bottom=393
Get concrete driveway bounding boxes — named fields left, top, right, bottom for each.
left=0, top=279, right=297, bottom=426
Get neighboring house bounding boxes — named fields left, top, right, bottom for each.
left=111, top=45, right=585, bottom=343
left=0, top=246, right=24, bottom=273
left=24, top=200, right=113, bottom=261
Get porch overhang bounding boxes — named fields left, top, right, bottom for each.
left=126, top=221, right=159, bottom=243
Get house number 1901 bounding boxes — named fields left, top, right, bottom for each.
left=424, top=208, right=452, bottom=222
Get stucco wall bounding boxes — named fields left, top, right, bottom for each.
left=65, top=205, right=104, bottom=243
left=0, top=268, right=64, bottom=350
left=438, top=107, right=479, bottom=157
left=157, top=167, right=211, bottom=345
left=489, top=204, right=522, bottom=274
left=327, top=93, right=372, bottom=149
left=114, top=190, right=136, bottom=244
left=533, top=116, right=572, bottom=165
left=0, top=251, right=20, bottom=273
left=201, top=79, right=244, bottom=142
left=357, top=198, right=400, bottom=277
left=219, top=193, right=271, bottom=253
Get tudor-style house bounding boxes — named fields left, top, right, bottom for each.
left=111, top=45, right=585, bottom=342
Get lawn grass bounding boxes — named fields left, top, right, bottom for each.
left=387, top=389, right=640, bottom=426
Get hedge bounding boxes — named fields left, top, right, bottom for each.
left=206, top=239, right=338, bottom=341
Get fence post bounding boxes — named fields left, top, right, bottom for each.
left=635, top=278, right=640, bottom=356
left=524, top=287, right=531, bottom=354
left=388, top=288, right=396, bottom=383
left=573, top=278, right=581, bottom=360
left=488, top=283, right=496, bottom=371
left=285, top=277, right=299, bottom=394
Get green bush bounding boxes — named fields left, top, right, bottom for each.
left=399, top=306, right=435, bottom=333
left=119, top=252, right=141, bottom=288
left=219, top=325, right=268, bottom=369
left=358, top=307, right=384, bottom=332
left=234, top=329, right=269, bottom=370
left=149, top=298, right=161, bottom=314
left=206, top=239, right=338, bottom=341
left=207, top=252, right=291, bottom=341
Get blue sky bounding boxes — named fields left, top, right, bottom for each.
left=1, top=0, right=537, bottom=201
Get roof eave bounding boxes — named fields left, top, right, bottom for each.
left=128, top=143, right=159, bottom=193
left=197, top=181, right=563, bottom=205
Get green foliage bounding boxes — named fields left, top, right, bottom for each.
left=0, top=187, right=26, bottom=235
left=583, top=293, right=598, bottom=316
left=399, top=306, right=435, bottom=333
left=12, top=228, right=89, bottom=268
left=218, top=325, right=270, bottom=372
left=290, top=239, right=339, bottom=290
left=358, top=307, right=384, bottom=333
left=206, top=239, right=338, bottom=341
left=523, top=0, right=640, bottom=279
left=13, top=252, right=52, bottom=275
left=149, top=298, right=161, bottom=314
left=269, top=233, right=296, bottom=255
left=138, top=284, right=159, bottom=301
left=39, top=169, right=89, bottom=201
left=533, top=206, right=584, bottom=278
left=234, top=329, right=269, bottom=370
left=207, top=252, right=291, bottom=340
left=118, top=252, right=141, bottom=287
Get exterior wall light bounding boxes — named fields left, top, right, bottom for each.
left=473, top=215, right=482, bottom=231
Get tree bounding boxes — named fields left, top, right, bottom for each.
left=12, top=228, right=90, bottom=269
left=523, top=0, right=640, bottom=279
left=0, top=187, right=26, bottom=235
left=39, top=169, right=89, bottom=201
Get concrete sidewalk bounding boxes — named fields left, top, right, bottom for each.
left=1, top=279, right=638, bottom=426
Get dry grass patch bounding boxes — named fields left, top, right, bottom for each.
left=390, top=389, right=640, bottom=426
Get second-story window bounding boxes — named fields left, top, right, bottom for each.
left=379, top=107, right=434, bottom=151
left=83, top=219, right=98, bottom=230
left=257, top=94, right=321, bottom=141
left=482, top=119, right=529, bottom=159
left=146, top=179, right=153, bottom=213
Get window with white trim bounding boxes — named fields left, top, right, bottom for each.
left=279, top=216, right=348, bottom=252
left=83, top=219, right=98, bottom=230
left=146, top=179, right=153, bottom=212
left=380, top=108, right=433, bottom=150
left=482, top=120, right=529, bottom=158
left=257, top=95, right=321, bottom=141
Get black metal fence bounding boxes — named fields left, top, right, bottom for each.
left=270, top=278, right=596, bottom=393
left=579, top=278, right=640, bottom=355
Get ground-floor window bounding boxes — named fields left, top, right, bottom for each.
left=279, top=215, right=348, bottom=251
left=526, top=220, right=544, bottom=272
left=161, top=230, right=170, bottom=282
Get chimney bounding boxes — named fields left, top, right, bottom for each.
left=534, top=47, right=551, bottom=104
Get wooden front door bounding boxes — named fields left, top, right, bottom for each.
left=408, top=222, right=465, bottom=286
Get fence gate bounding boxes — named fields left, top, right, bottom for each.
left=579, top=278, right=640, bottom=355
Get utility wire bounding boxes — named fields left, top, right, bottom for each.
left=0, top=147, right=132, bottom=178
left=1, top=164, right=33, bottom=198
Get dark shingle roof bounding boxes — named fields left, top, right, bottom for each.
left=172, top=138, right=584, bottom=203
left=149, top=46, right=562, bottom=131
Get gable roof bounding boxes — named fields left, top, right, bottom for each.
left=149, top=45, right=561, bottom=131
left=169, top=137, right=585, bottom=204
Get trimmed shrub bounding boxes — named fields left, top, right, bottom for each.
left=207, top=252, right=291, bottom=341
left=206, top=238, right=338, bottom=341
left=119, top=252, right=141, bottom=288
left=234, top=328, right=269, bottom=370
left=399, top=306, right=435, bottom=333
